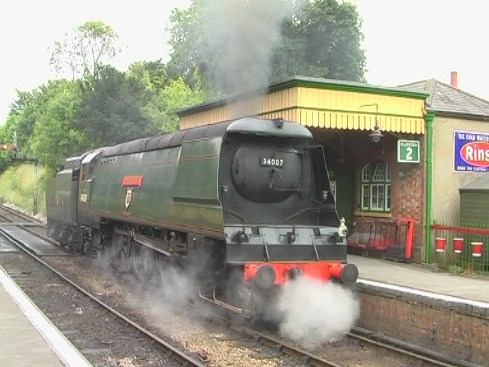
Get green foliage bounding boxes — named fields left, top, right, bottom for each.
left=0, top=151, right=12, bottom=172
left=0, top=163, right=48, bottom=217
left=127, top=60, right=169, bottom=92
left=158, top=78, right=205, bottom=132
left=166, top=0, right=206, bottom=89
left=1, top=81, right=85, bottom=168
left=292, top=0, right=366, bottom=81
left=2, top=89, right=43, bottom=157
left=28, top=80, right=85, bottom=168
left=74, top=66, right=161, bottom=147
left=127, top=62, right=205, bottom=133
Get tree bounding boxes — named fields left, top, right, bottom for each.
left=285, top=0, right=366, bottom=81
left=126, top=61, right=205, bottom=133
left=74, top=66, right=161, bottom=148
left=1, top=89, right=42, bottom=157
left=166, top=0, right=205, bottom=90
left=50, top=21, right=120, bottom=81
left=126, top=60, right=169, bottom=92
left=27, top=80, right=86, bottom=168
left=158, top=78, right=205, bottom=132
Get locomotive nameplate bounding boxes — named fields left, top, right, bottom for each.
left=260, top=157, right=284, bottom=167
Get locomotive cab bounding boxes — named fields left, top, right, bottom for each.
left=46, top=156, right=82, bottom=245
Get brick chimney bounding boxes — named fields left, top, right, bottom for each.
left=450, top=71, right=458, bottom=88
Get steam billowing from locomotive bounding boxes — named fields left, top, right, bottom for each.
left=195, top=0, right=300, bottom=97
left=275, top=276, right=360, bottom=349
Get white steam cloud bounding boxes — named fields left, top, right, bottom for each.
left=198, top=0, right=299, bottom=97
left=274, top=277, right=360, bottom=350
left=96, top=248, right=201, bottom=312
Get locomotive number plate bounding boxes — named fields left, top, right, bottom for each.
left=260, top=157, right=284, bottom=167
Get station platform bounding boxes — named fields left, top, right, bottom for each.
left=348, top=254, right=489, bottom=306
left=0, top=266, right=92, bottom=367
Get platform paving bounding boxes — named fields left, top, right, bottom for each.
left=348, top=254, right=489, bottom=304
left=0, top=266, right=92, bottom=367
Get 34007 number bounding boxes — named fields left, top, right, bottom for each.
left=260, top=157, right=284, bottom=167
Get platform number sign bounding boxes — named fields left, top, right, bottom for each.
left=397, top=140, right=420, bottom=163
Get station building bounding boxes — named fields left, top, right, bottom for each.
left=400, top=74, right=489, bottom=263
left=400, top=75, right=489, bottom=223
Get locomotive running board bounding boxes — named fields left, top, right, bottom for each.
left=198, top=290, right=248, bottom=316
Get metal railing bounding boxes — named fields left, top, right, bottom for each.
left=430, top=221, right=489, bottom=274
left=347, top=218, right=414, bottom=261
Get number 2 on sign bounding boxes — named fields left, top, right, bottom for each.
left=405, top=147, right=412, bottom=160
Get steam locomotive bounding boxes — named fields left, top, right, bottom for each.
left=46, top=117, right=358, bottom=318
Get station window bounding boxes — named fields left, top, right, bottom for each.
left=360, top=162, right=391, bottom=212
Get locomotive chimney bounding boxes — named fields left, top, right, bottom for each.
left=450, top=71, right=458, bottom=88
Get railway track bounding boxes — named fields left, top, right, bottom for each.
left=0, top=203, right=44, bottom=224
left=0, top=206, right=206, bottom=367
left=0, top=204, right=478, bottom=367
left=233, top=325, right=474, bottom=367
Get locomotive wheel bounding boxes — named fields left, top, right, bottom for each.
left=225, top=272, right=252, bottom=324
left=111, top=230, right=132, bottom=273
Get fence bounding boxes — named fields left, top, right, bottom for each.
left=430, top=222, right=489, bottom=273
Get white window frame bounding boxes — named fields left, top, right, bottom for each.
left=360, top=162, right=391, bottom=212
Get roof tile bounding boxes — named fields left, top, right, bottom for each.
left=398, top=79, right=489, bottom=117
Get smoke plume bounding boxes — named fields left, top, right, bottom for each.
left=197, top=0, right=298, bottom=97
left=274, top=276, right=360, bottom=350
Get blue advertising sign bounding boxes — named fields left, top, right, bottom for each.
left=454, top=130, right=489, bottom=172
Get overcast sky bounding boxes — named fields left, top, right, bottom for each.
left=1, top=0, right=488, bottom=124
left=354, top=0, right=489, bottom=95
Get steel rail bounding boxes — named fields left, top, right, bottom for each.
left=349, top=328, right=481, bottom=367
left=231, top=326, right=345, bottom=367
left=239, top=324, right=474, bottom=367
left=0, top=204, right=44, bottom=224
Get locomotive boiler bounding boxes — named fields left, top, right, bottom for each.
left=46, top=117, right=358, bottom=318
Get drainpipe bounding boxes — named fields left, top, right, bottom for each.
left=424, top=111, right=435, bottom=263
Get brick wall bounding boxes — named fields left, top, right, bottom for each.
left=358, top=291, right=488, bottom=365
